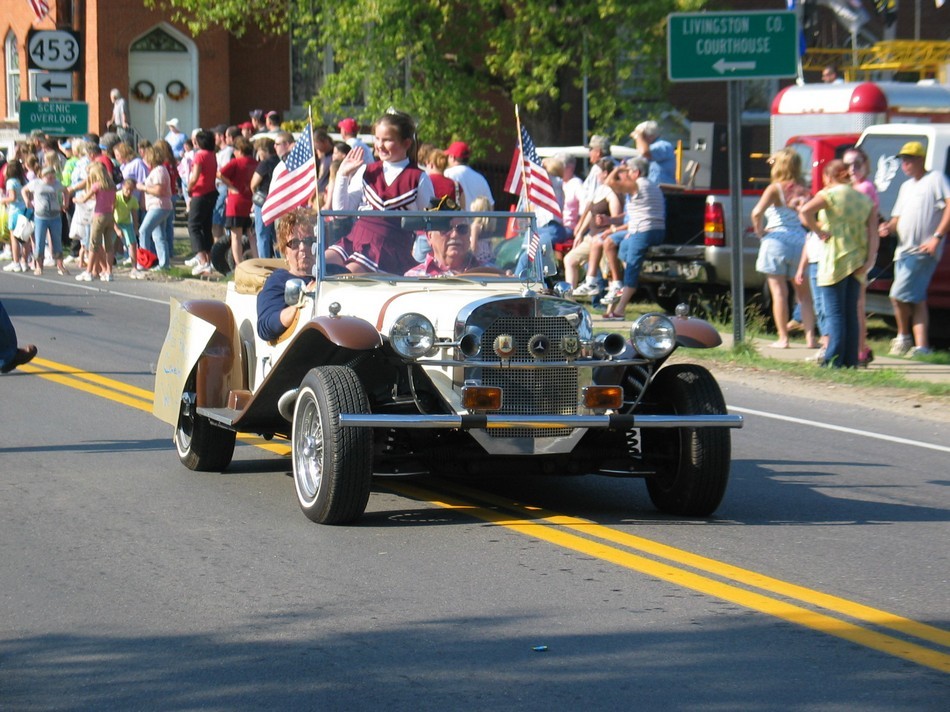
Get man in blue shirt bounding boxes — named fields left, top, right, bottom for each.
left=631, top=120, right=676, bottom=185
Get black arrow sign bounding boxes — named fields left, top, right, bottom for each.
left=41, top=78, right=69, bottom=92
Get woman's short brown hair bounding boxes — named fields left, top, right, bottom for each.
left=276, top=208, right=319, bottom=253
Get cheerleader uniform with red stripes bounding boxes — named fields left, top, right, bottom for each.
left=330, top=159, right=434, bottom=274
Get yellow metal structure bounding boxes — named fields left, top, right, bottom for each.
left=803, top=41, right=950, bottom=82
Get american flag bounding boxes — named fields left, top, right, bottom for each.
left=28, top=0, right=50, bottom=22
left=261, top=124, right=317, bottom=226
left=503, top=125, right=562, bottom=220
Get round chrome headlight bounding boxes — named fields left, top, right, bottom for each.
left=389, top=313, right=437, bottom=360
left=631, top=313, right=676, bottom=359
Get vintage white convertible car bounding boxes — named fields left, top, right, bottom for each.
left=153, top=210, right=742, bottom=524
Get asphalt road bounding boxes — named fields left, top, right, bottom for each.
left=2, top=272, right=948, bottom=711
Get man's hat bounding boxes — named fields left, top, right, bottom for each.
left=444, top=141, right=471, bottom=160
left=896, top=141, right=926, bottom=159
left=427, top=195, right=461, bottom=212
left=337, top=118, right=358, bottom=134
left=403, top=195, right=461, bottom=232
left=425, top=196, right=462, bottom=231
left=166, top=118, right=180, bottom=128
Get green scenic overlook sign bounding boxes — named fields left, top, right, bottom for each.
left=19, top=100, right=88, bottom=136
left=668, top=10, right=798, bottom=82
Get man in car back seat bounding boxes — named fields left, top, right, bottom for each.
left=257, top=209, right=318, bottom=341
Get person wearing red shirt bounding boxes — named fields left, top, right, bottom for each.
left=218, top=136, right=259, bottom=267
left=186, top=130, right=219, bottom=275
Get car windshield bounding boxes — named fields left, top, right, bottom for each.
left=315, top=209, right=541, bottom=282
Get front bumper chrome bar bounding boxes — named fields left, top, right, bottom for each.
left=339, top=413, right=743, bottom=430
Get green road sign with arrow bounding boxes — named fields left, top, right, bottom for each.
left=667, top=10, right=798, bottom=82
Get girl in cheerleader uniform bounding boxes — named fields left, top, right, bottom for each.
left=328, top=110, right=435, bottom=274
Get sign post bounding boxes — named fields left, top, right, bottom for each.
left=19, top=101, right=89, bottom=136
left=667, top=10, right=798, bottom=345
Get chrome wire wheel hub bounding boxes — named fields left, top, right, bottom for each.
left=295, top=400, right=324, bottom=500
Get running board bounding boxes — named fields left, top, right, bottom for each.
left=197, top=407, right=242, bottom=427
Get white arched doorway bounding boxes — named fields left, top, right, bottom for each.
left=128, top=24, right=197, bottom=141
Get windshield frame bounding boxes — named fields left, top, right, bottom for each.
left=314, top=209, right=540, bottom=283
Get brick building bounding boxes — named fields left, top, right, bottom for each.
left=2, top=1, right=289, bottom=142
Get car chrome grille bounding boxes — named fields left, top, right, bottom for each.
left=480, top=316, right=577, bottom=438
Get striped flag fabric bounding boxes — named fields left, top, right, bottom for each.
left=261, top=124, right=317, bottom=225
left=503, top=125, right=562, bottom=220
left=28, top=0, right=51, bottom=22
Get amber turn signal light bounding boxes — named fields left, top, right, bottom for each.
left=462, top=386, right=502, bottom=411
left=583, top=386, right=623, bottom=410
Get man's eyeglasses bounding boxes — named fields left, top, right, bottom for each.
left=287, top=237, right=317, bottom=250
left=431, top=222, right=470, bottom=237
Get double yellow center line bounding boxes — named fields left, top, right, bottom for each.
left=17, top=356, right=950, bottom=674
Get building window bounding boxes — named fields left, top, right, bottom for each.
left=5, top=31, right=19, bottom=119
left=130, top=28, right=188, bottom=53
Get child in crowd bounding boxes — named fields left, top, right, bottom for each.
left=114, top=178, right=139, bottom=265
left=76, top=162, right=117, bottom=282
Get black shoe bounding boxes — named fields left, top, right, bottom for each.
left=1, top=345, right=37, bottom=373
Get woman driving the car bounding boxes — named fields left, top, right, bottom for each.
left=257, top=208, right=318, bottom=341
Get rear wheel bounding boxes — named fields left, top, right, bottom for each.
left=644, top=364, right=731, bottom=517
left=292, top=366, right=372, bottom=524
left=174, top=373, right=236, bottom=471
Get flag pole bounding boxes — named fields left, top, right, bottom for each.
left=514, top=105, right=532, bottom=211
left=514, top=106, right=542, bottom=276
left=308, top=105, right=321, bottom=218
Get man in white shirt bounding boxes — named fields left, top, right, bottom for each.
left=444, top=141, right=494, bottom=210
left=109, top=89, right=131, bottom=143
left=880, top=141, right=950, bottom=357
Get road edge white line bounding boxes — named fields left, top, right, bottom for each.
left=728, top=405, right=950, bottom=453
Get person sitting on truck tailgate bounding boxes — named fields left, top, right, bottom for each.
left=799, top=160, right=878, bottom=369
left=580, top=136, right=612, bottom=216
left=568, top=159, right=623, bottom=295
left=878, top=141, right=950, bottom=358
left=751, top=147, right=816, bottom=349
left=597, top=156, right=666, bottom=320
left=630, top=121, right=676, bottom=186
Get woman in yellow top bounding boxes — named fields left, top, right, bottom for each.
left=798, top=160, right=878, bottom=368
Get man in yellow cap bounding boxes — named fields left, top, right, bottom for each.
left=879, top=141, right=950, bottom=357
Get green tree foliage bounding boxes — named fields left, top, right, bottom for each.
left=146, top=0, right=706, bottom=152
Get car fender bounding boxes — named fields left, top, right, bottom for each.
left=672, top=316, right=722, bottom=349
left=227, top=315, right=382, bottom=431
left=153, top=299, right=242, bottom=425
